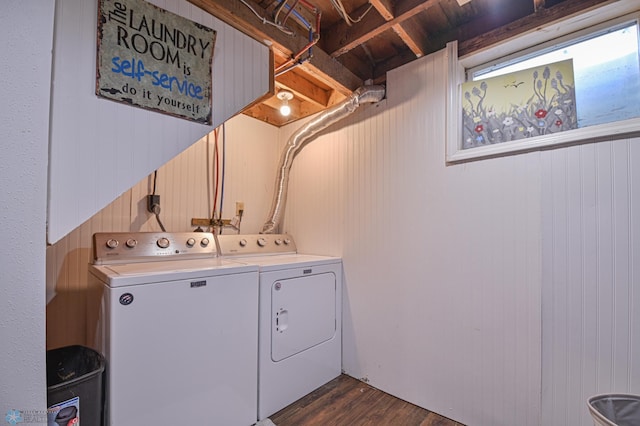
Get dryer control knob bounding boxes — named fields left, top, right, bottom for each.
left=239, top=239, right=247, bottom=247
left=283, top=238, right=291, bottom=245
left=275, top=239, right=282, bottom=245
left=201, top=238, right=210, bottom=247
left=106, top=239, right=119, bottom=249
left=257, top=237, right=267, bottom=247
left=157, top=237, right=170, bottom=249
left=125, top=238, right=137, bottom=248
left=186, top=238, right=196, bottom=247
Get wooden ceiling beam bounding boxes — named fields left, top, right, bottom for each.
left=188, top=0, right=363, bottom=94
left=275, top=71, right=332, bottom=107
left=322, top=0, right=438, bottom=58
left=369, top=0, right=394, bottom=20
left=458, top=0, right=613, bottom=57
left=392, top=25, right=425, bottom=58
left=370, top=0, right=425, bottom=58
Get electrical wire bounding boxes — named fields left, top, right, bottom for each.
left=273, top=0, right=312, bottom=29
left=330, top=0, right=373, bottom=26
left=152, top=170, right=158, bottom=195
left=238, top=0, right=294, bottom=35
left=274, top=0, right=288, bottom=25
left=151, top=170, right=166, bottom=232
left=155, top=212, right=166, bottom=232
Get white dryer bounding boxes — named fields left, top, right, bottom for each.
left=87, top=232, right=259, bottom=426
left=217, top=234, right=342, bottom=420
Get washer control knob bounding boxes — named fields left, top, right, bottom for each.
left=157, top=237, right=170, bottom=249
left=283, top=238, right=291, bottom=245
left=125, top=238, right=137, bottom=248
left=201, top=238, right=210, bottom=247
left=275, top=239, right=282, bottom=245
left=106, top=239, right=119, bottom=249
left=186, top=238, right=196, bottom=247
left=257, top=237, right=267, bottom=247
left=239, top=239, right=247, bottom=247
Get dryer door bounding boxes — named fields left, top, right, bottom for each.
left=271, top=272, right=336, bottom=362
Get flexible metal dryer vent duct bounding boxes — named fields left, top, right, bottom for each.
left=261, top=85, right=386, bottom=234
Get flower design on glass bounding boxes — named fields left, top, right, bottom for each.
left=535, top=109, right=548, bottom=119
left=475, top=124, right=484, bottom=133
left=555, top=119, right=563, bottom=127
left=5, top=410, right=23, bottom=425
left=502, top=117, right=514, bottom=126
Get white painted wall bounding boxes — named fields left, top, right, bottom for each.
left=48, top=0, right=271, bottom=244
left=0, top=0, right=53, bottom=417
left=541, top=140, right=640, bottom=425
left=281, top=44, right=640, bottom=425
left=47, top=115, right=279, bottom=349
left=283, top=49, right=542, bottom=426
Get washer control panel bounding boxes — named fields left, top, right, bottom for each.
left=93, top=232, right=216, bottom=264
left=217, top=234, right=296, bottom=256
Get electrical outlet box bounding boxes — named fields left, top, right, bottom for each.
left=147, top=195, right=160, bottom=213
left=236, top=201, right=245, bottom=216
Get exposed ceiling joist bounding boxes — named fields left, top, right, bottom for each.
left=275, top=71, right=335, bottom=107
left=323, top=0, right=438, bottom=57
left=188, top=0, right=363, bottom=93
left=189, top=0, right=624, bottom=127
left=370, top=0, right=425, bottom=58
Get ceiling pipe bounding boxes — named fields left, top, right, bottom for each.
left=261, top=84, right=386, bottom=234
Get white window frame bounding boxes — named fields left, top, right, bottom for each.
left=446, top=1, right=640, bottom=163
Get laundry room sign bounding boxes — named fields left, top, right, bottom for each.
left=96, top=0, right=216, bottom=124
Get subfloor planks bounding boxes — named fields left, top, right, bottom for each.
left=269, top=375, right=464, bottom=426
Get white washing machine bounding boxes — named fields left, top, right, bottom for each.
left=217, top=234, right=342, bottom=420
left=87, top=232, right=259, bottom=426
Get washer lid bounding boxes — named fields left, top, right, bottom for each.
left=228, top=254, right=341, bottom=271
left=90, top=258, right=258, bottom=287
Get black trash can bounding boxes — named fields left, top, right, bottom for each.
left=46, top=345, right=105, bottom=426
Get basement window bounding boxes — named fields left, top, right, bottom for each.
left=446, top=8, right=640, bottom=163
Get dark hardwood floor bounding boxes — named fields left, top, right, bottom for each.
left=269, top=374, right=464, bottom=426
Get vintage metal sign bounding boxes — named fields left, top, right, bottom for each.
left=96, top=0, right=216, bottom=124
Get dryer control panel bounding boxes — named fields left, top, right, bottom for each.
left=92, top=232, right=217, bottom=264
left=217, top=234, right=296, bottom=256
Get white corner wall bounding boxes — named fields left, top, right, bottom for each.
left=48, top=0, right=271, bottom=244
left=0, top=0, right=52, bottom=416
left=282, top=48, right=542, bottom=426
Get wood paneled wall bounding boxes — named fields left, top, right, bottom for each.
left=47, top=0, right=271, bottom=244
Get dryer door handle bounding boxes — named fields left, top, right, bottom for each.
left=276, top=309, right=288, bottom=333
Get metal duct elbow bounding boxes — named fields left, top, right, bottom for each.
left=261, top=85, right=385, bottom=234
